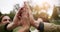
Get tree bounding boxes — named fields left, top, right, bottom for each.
left=8, top=4, right=20, bottom=20
left=0, top=12, right=2, bottom=17
left=51, top=6, right=60, bottom=24
left=8, top=10, right=15, bottom=20
left=14, top=4, right=20, bottom=11
left=51, top=6, right=60, bottom=20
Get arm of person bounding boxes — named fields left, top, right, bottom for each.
left=6, top=8, right=22, bottom=30
left=28, top=10, right=60, bottom=32
left=24, top=2, right=39, bottom=28
left=44, top=22, right=60, bottom=32
left=32, top=20, right=60, bottom=32
left=24, top=1, right=60, bottom=32
left=6, top=22, right=19, bottom=30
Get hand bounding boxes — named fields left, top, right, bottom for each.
left=19, top=3, right=30, bottom=26
left=24, top=2, right=41, bottom=28
left=17, top=2, right=31, bottom=32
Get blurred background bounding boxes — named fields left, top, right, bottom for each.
left=0, top=0, right=60, bottom=32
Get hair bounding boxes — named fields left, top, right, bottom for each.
left=0, top=14, right=9, bottom=22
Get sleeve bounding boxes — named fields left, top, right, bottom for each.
left=4, top=23, right=13, bottom=32
left=44, top=23, right=60, bottom=32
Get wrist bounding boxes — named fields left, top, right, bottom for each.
left=37, top=22, right=44, bottom=32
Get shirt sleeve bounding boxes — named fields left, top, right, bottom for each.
left=0, top=23, right=13, bottom=32
left=44, top=23, right=60, bottom=32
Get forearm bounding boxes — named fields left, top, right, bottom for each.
left=7, top=22, right=18, bottom=30
left=31, top=21, right=39, bottom=29
left=6, top=11, right=21, bottom=30
left=35, top=22, right=60, bottom=32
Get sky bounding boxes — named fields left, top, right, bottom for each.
left=0, top=0, right=60, bottom=16
left=0, top=0, right=27, bottom=14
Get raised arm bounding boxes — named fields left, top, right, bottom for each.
left=6, top=8, right=22, bottom=30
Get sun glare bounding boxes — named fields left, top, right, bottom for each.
left=0, top=0, right=59, bottom=16
left=29, top=0, right=57, bottom=18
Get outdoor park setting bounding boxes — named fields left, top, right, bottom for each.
left=0, top=0, right=60, bottom=32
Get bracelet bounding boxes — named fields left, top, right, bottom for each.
left=29, top=30, right=31, bottom=32
left=37, top=22, right=44, bottom=32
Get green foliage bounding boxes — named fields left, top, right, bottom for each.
left=30, top=26, right=35, bottom=31
left=50, top=6, right=60, bottom=25
left=50, top=20, right=60, bottom=25
left=0, top=12, right=2, bottom=17
left=13, top=26, right=21, bottom=32
left=51, top=6, right=60, bottom=20
left=8, top=10, right=16, bottom=20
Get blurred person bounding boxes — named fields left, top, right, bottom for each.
left=0, top=15, right=13, bottom=32
left=23, top=2, right=60, bottom=32
left=0, top=2, right=60, bottom=32
left=0, top=10, right=30, bottom=32
left=0, top=4, right=30, bottom=32
left=10, top=2, right=60, bottom=32
left=0, top=15, right=11, bottom=24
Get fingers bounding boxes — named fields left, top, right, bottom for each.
left=15, top=1, right=30, bottom=19
left=13, top=2, right=31, bottom=26
left=15, top=7, right=25, bottom=20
